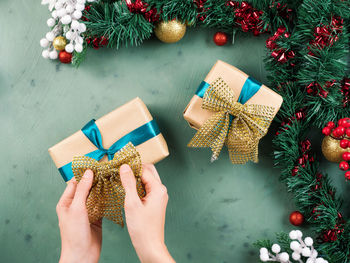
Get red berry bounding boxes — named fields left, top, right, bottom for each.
left=333, top=130, right=340, bottom=138
left=340, top=139, right=349, bottom=149
left=342, top=152, right=350, bottom=161
left=335, top=127, right=345, bottom=137
left=213, top=32, right=228, bottom=46
left=345, top=171, right=350, bottom=180
left=344, top=119, right=350, bottom=128
left=339, top=161, right=349, bottom=171
left=327, top=121, right=335, bottom=129
left=322, top=127, right=331, bottom=136
left=346, top=128, right=350, bottom=137
left=338, top=118, right=345, bottom=127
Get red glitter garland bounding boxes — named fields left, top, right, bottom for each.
left=266, top=26, right=295, bottom=65
left=308, top=17, right=344, bottom=56
left=125, top=0, right=159, bottom=22
left=226, top=1, right=267, bottom=36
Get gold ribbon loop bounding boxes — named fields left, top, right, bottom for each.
left=188, top=77, right=275, bottom=164
left=71, top=142, right=145, bottom=226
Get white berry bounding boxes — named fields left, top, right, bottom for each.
left=304, top=237, right=313, bottom=246
left=289, top=230, right=298, bottom=240
left=278, top=252, right=289, bottom=262
left=56, top=8, right=67, bottom=17
left=65, top=31, right=72, bottom=40
left=75, top=43, right=83, bottom=53
left=55, top=2, right=63, bottom=9
left=290, top=241, right=300, bottom=251
left=46, top=31, right=55, bottom=41
left=271, top=244, right=281, bottom=254
left=51, top=10, right=58, bottom=18
left=42, top=49, right=50, bottom=59
left=292, top=252, right=301, bottom=260
left=73, top=10, right=82, bottom=19
left=40, top=38, right=49, bottom=47
left=61, top=15, right=72, bottom=24
left=49, top=50, right=58, bottom=59
left=66, top=4, right=74, bottom=13
left=260, top=248, right=268, bottom=255
left=75, top=3, right=85, bottom=11
left=65, top=43, right=74, bottom=53
left=302, top=247, right=311, bottom=257
left=79, top=23, right=86, bottom=33
left=71, top=20, right=79, bottom=30
left=260, top=253, right=269, bottom=262
left=295, top=230, right=303, bottom=238
left=47, top=18, right=56, bottom=27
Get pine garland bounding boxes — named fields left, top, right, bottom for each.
left=42, top=0, right=350, bottom=261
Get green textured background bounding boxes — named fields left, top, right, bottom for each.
left=1, top=1, right=349, bottom=262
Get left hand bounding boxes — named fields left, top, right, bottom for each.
left=56, top=169, right=102, bottom=263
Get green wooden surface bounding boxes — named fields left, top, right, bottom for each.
left=1, top=1, right=349, bottom=262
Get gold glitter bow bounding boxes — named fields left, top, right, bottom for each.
left=188, top=77, right=275, bottom=164
left=71, top=143, right=145, bottom=226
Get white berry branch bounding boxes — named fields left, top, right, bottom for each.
left=40, top=0, right=96, bottom=60
left=259, top=230, right=328, bottom=263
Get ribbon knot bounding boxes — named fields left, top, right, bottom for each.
left=72, top=143, right=145, bottom=226
left=188, top=77, right=275, bottom=164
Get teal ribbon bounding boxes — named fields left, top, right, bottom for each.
left=58, top=119, right=160, bottom=182
left=195, top=76, right=262, bottom=104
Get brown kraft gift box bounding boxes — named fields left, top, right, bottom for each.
left=49, top=97, right=169, bottom=181
left=183, top=60, right=283, bottom=129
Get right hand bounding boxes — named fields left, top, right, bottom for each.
left=120, top=164, right=175, bottom=263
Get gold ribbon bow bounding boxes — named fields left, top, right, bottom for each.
left=71, top=143, right=145, bottom=226
left=188, top=77, right=275, bottom=164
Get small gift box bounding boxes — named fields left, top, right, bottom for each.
left=183, top=60, right=283, bottom=164
left=49, top=97, right=169, bottom=182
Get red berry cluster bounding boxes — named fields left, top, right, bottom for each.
left=322, top=118, right=350, bottom=180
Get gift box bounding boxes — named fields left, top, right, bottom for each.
left=183, top=60, right=283, bottom=163
left=49, top=97, right=169, bottom=182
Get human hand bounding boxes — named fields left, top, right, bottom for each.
left=56, top=170, right=102, bottom=263
left=120, top=164, right=175, bottom=263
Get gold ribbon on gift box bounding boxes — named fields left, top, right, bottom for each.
left=71, top=143, right=145, bottom=226
left=188, top=78, right=275, bottom=164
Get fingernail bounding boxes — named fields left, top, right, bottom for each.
left=84, top=169, right=93, bottom=179
left=120, top=164, right=130, bottom=174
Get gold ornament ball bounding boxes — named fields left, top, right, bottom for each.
left=53, top=36, right=67, bottom=51
left=321, top=136, right=348, bottom=163
left=154, top=20, right=186, bottom=43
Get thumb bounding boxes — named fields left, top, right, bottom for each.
left=72, top=169, right=94, bottom=206
left=120, top=164, right=142, bottom=206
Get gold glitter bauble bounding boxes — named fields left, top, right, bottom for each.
left=154, top=20, right=186, bottom=43
left=321, top=136, right=348, bottom=163
left=53, top=36, right=67, bottom=51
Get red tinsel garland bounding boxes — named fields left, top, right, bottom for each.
left=226, top=1, right=267, bottom=36
left=125, top=0, right=159, bottom=22
left=308, top=16, right=343, bottom=56
left=266, top=26, right=295, bottom=65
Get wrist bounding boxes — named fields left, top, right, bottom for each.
left=59, top=251, right=90, bottom=263
left=136, top=242, right=174, bottom=263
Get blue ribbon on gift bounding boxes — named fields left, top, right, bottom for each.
left=195, top=76, right=262, bottom=104
left=58, top=119, right=160, bottom=182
